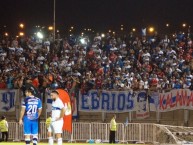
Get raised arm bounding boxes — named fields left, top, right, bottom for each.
left=19, top=107, right=25, bottom=125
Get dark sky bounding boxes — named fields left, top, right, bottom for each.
left=0, top=0, right=193, bottom=35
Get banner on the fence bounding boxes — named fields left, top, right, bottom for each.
left=0, top=90, right=17, bottom=112
left=135, top=91, right=150, bottom=119
left=148, top=91, right=159, bottom=112
left=79, top=90, right=136, bottom=112
left=79, top=89, right=193, bottom=113
left=158, top=89, right=193, bottom=112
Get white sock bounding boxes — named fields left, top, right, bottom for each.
left=25, top=138, right=30, bottom=145
left=57, top=138, right=62, bottom=145
left=32, top=135, right=38, bottom=145
left=48, top=137, right=53, bottom=145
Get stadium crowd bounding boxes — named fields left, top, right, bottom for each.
left=0, top=29, right=193, bottom=99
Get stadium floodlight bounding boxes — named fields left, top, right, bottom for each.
left=19, top=23, right=24, bottom=29
left=182, top=23, right=186, bottom=28
left=132, top=28, right=136, bottom=32
left=48, top=26, right=53, bottom=31
left=80, top=38, right=86, bottom=44
left=148, top=27, right=154, bottom=33
left=101, top=33, right=105, bottom=38
left=4, top=32, right=8, bottom=36
left=19, top=32, right=24, bottom=36
left=37, top=32, right=43, bottom=39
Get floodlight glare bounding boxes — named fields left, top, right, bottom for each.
left=148, top=27, right=154, bottom=33
left=19, top=23, right=24, bottom=29
left=37, top=32, right=43, bottom=39
left=101, top=33, right=105, bottom=38
left=132, top=28, right=136, bottom=32
left=80, top=38, right=86, bottom=44
left=182, top=23, right=186, bottom=27
left=19, top=32, right=24, bottom=36
left=4, top=32, right=8, bottom=36
left=48, top=26, right=53, bottom=30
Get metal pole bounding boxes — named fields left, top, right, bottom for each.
left=53, top=0, right=56, bottom=41
left=129, top=112, right=132, bottom=122
left=184, top=109, right=189, bottom=126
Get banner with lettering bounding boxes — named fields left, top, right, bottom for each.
left=0, top=90, right=17, bottom=112
left=79, top=89, right=193, bottom=113
left=79, top=90, right=136, bottom=112
left=158, top=89, right=193, bottom=112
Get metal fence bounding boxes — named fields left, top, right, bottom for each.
left=9, top=122, right=193, bottom=143
left=8, top=122, right=160, bottom=143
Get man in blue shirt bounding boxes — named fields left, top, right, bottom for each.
left=19, top=87, right=42, bottom=145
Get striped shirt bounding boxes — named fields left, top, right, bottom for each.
left=51, top=98, right=64, bottom=120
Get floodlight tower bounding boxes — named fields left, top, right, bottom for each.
left=53, top=0, right=56, bottom=41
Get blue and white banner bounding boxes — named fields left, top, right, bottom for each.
left=0, top=90, right=17, bottom=112
left=79, top=90, right=136, bottom=112
left=79, top=89, right=193, bottom=113
left=135, top=91, right=150, bottom=119
left=148, top=91, right=159, bottom=112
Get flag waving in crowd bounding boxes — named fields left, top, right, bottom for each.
left=56, top=89, right=72, bottom=133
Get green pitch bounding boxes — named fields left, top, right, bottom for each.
left=0, top=142, right=138, bottom=145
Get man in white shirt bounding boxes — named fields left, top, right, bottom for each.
left=110, top=44, right=118, bottom=52
left=16, top=45, right=23, bottom=55
left=48, top=91, right=65, bottom=145
left=162, top=35, right=170, bottom=49
left=142, top=49, right=151, bottom=63
left=37, top=54, right=45, bottom=64
left=44, top=38, right=51, bottom=52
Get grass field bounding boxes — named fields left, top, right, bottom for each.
left=0, top=143, right=132, bottom=145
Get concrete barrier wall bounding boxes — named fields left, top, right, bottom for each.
left=79, top=110, right=193, bottom=127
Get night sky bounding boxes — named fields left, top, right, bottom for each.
left=0, top=0, right=193, bottom=35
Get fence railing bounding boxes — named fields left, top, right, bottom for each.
left=9, top=122, right=193, bottom=143
left=8, top=122, right=166, bottom=143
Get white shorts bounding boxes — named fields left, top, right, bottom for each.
left=48, top=119, right=63, bottom=134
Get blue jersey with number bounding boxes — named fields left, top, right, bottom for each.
left=22, top=96, right=42, bottom=120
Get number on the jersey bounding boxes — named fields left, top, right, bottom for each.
left=27, top=105, right=37, bottom=114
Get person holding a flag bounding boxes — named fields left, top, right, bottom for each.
left=48, top=90, right=65, bottom=145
